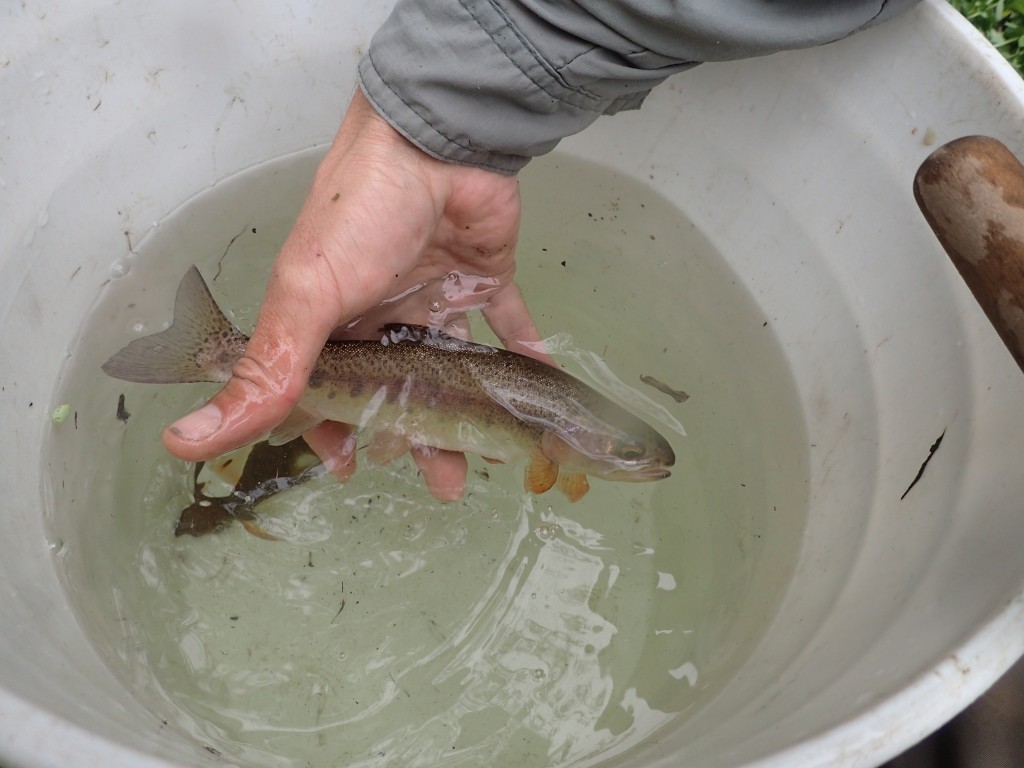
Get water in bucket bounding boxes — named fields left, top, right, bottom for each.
left=47, top=150, right=808, bottom=767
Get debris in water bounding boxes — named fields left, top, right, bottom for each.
left=116, top=393, right=131, bottom=422
left=331, top=597, right=347, bottom=624
left=639, top=374, right=689, bottom=403
left=52, top=403, right=71, bottom=424
left=901, top=429, right=946, bottom=500
left=213, top=225, right=248, bottom=281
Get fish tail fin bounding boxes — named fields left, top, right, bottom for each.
left=101, top=266, right=247, bottom=384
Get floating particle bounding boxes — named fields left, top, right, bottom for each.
left=116, top=393, right=131, bottom=422
left=639, top=375, right=689, bottom=403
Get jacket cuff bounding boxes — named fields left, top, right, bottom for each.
left=357, top=0, right=644, bottom=174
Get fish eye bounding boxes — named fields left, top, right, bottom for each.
left=618, top=442, right=645, bottom=461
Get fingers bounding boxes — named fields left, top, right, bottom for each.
left=303, top=422, right=358, bottom=482
left=482, top=282, right=556, bottom=366
left=411, top=446, right=468, bottom=502
left=307, top=424, right=471, bottom=503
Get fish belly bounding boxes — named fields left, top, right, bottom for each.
left=300, top=387, right=534, bottom=464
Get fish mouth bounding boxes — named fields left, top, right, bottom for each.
left=605, top=467, right=672, bottom=483
left=636, top=468, right=672, bottom=481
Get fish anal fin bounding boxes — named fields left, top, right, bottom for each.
left=557, top=472, right=590, bottom=503
left=207, top=444, right=253, bottom=487
left=525, top=448, right=559, bottom=494
left=268, top=406, right=323, bottom=446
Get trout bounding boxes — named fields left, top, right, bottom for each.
left=102, top=267, right=675, bottom=501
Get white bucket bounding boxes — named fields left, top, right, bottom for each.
left=3, top=1, right=1024, bottom=767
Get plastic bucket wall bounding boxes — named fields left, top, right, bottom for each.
left=2, top=1, right=1024, bottom=767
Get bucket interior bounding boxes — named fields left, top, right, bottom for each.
left=3, top=2, right=1024, bottom=767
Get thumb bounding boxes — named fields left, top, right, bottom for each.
left=162, top=262, right=340, bottom=462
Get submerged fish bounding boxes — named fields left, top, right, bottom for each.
left=102, top=267, right=675, bottom=501
left=177, top=439, right=323, bottom=539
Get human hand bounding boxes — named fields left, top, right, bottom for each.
left=162, top=89, right=547, bottom=500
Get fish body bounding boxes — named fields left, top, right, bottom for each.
left=102, top=267, right=675, bottom=500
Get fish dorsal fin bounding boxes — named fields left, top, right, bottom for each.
left=267, top=405, right=323, bottom=446
left=525, top=448, right=559, bottom=495
left=102, top=266, right=247, bottom=384
left=378, top=323, right=497, bottom=354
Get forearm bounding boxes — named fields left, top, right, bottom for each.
left=359, top=0, right=920, bottom=173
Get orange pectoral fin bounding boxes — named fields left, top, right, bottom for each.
left=525, top=448, right=559, bottom=494
left=557, top=472, right=590, bottom=503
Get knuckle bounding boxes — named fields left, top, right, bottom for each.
left=228, top=354, right=304, bottom=410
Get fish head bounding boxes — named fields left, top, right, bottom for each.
left=478, top=367, right=675, bottom=484
left=540, top=422, right=675, bottom=483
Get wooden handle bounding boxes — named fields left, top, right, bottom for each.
left=914, top=136, right=1024, bottom=373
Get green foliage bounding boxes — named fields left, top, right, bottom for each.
left=950, top=0, right=1024, bottom=72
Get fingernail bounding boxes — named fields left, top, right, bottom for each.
left=168, top=403, right=223, bottom=441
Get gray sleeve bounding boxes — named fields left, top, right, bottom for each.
left=358, top=0, right=920, bottom=174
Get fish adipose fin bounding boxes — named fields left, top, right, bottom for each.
left=525, top=448, right=559, bottom=494
left=102, top=266, right=247, bottom=384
